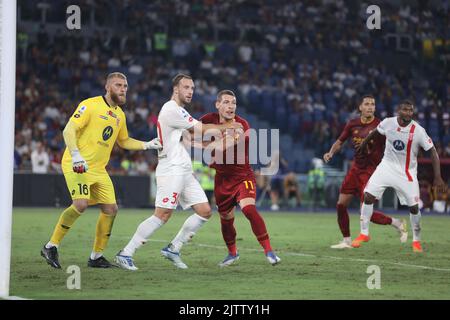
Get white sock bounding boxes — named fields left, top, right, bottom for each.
left=360, top=203, right=374, bottom=236
left=45, top=242, right=58, bottom=249
left=90, top=252, right=103, bottom=260
left=122, top=215, right=165, bottom=256
left=391, top=217, right=402, bottom=229
left=169, top=214, right=209, bottom=253
left=343, top=237, right=351, bottom=244
left=410, top=211, right=422, bottom=241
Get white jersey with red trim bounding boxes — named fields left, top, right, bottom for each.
left=376, top=117, right=433, bottom=181
left=155, top=100, right=199, bottom=177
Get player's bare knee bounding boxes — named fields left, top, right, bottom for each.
left=73, top=200, right=88, bottom=213
left=363, top=193, right=375, bottom=205
left=155, top=208, right=172, bottom=222
left=101, top=204, right=118, bottom=216
left=336, top=201, right=347, bottom=208
left=220, top=211, right=234, bottom=220
left=409, top=205, right=419, bottom=215
left=198, top=207, right=212, bottom=219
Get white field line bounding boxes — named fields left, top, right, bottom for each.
left=0, top=295, right=30, bottom=300
left=139, top=238, right=450, bottom=272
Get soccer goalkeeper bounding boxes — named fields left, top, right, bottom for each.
left=40, top=72, right=161, bottom=269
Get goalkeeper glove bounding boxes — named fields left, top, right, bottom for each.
left=143, top=138, right=163, bottom=151
left=71, top=150, right=88, bottom=173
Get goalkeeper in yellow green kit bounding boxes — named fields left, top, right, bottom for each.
left=40, top=72, right=161, bottom=269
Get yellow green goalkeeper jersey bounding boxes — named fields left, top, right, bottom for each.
left=61, top=96, right=128, bottom=173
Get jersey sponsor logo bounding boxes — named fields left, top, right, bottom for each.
left=99, top=115, right=109, bottom=120
left=102, top=126, right=114, bottom=141
left=393, top=140, right=405, bottom=151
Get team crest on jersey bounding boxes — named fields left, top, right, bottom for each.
left=74, top=114, right=81, bottom=118
left=181, top=109, right=188, bottom=118
left=393, top=140, right=405, bottom=151
left=79, top=105, right=87, bottom=114
left=107, top=110, right=118, bottom=119
left=102, top=126, right=114, bottom=141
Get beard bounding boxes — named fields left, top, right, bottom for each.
left=111, top=92, right=126, bottom=105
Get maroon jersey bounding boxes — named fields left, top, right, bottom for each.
left=338, top=117, right=385, bottom=169
left=199, top=113, right=253, bottom=177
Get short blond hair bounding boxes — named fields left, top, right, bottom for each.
left=106, top=72, right=127, bottom=83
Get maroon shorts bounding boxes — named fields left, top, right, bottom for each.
left=340, top=166, right=376, bottom=201
left=214, top=173, right=257, bottom=214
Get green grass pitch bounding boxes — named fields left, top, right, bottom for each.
left=9, top=208, right=450, bottom=300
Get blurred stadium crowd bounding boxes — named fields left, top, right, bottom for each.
left=15, top=0, right=449, bottom=185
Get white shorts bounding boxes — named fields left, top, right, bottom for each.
left=155, top=174, right=208, bottom=210
left=364, top=162, right=420, bottom=207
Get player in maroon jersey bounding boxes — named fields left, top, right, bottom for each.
left=323, top=95, right=407, bottom=249
left=200, top=90, right=281, bottom=266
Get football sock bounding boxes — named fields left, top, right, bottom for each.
left=92, top=212, right=116, bottom=259
left=169, top=214, right=208, bottom=253
left=360, top=203, right=374, bottom=236
left=241, top=205, right=272, bottom=254
left=410, top=211, right=422, bottom=241
left=371, top=210, right=393, bottom=225
left=337, top=204, right=350, bottom=237
left=48, top=205, right=81, bottom=246
left=220, top=217, right=237, bottom=256
left=390, top=217, right=402, bottom=228
left=122, top=215, right=165, bottom=256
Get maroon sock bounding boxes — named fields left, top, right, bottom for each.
left=371, top=210, right=393, bottom=225
left=220, top=217, right=237, bottom=255
left=337, top=204, right=350, bottom=238
left=241, top=205, right=272, bottom=254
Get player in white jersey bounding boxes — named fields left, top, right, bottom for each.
left=115, top=74, right=242, bottom=270
left=351, top=101, right=446, bottom=252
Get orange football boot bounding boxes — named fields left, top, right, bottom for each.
left=412, top=241, right=423, bottom=253
left=351, top=234, right=371, bottom=248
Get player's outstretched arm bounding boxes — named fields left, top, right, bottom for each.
left=323, top=140, right=343, bottom=163
left=117, top=137, right=162, bottom=151
left=63, top=120, right=88, bottom=174
left=428, top=147, right=447, bottom=194
left=191, top=121, right=243, bottom=135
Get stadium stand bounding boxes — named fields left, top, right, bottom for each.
left=14, top=0, right=449, bottom=208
